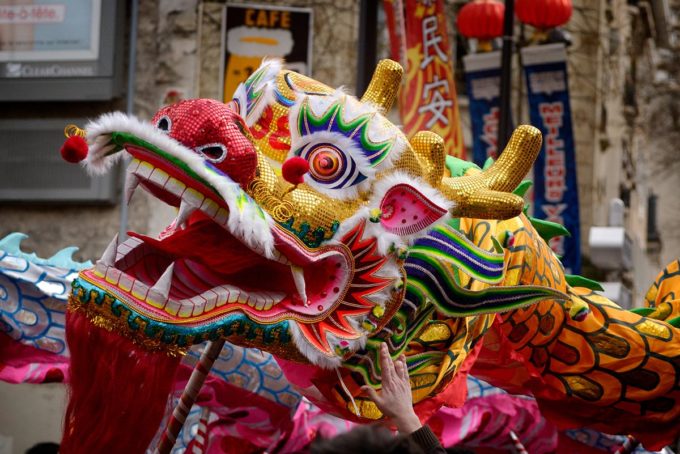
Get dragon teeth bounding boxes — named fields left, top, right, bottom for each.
left=290, top=265, right=308, bottom=306
left=149, top=167, right=169, bottom=187
left=98, top=233, right=119, bottom=267
left=147, top=263, right=174, bottom=308
left=125, top=174, right=140, bottom=205
left=175, top=199, right=198, bottom=229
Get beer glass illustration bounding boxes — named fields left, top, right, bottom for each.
left=224, top=26, right=293, bottom=101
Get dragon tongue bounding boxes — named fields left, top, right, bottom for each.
left=129, top=219, right=267, bottom=273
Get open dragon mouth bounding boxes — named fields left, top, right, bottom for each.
left=81, top=129, right=353, bottom=327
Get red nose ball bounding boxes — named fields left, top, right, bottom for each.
left=60, top=136, right=88, bottom=163
left=282, top=156, right=310, bottom=185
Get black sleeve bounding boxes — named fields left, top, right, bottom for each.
left=408, top=425, right=447, bottom=454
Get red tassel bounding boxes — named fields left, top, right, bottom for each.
left=60, top=136, right=88, bottom=163
left=281, top=156, right=309, bottom=185
left=61, top=311, right=181, bottom=454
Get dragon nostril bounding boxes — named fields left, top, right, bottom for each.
left=196, top=143, right=228, bottom=163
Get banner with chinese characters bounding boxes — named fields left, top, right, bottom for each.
left=521, top=43, right=580, bottom=274
left=385, top=0, right=465, bottom=158
left=463, top=51, right=504, bottom=167
left=221, top=4, right=313, bottom=101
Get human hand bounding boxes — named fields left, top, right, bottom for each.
left=361, top=342, right=422, bottom=434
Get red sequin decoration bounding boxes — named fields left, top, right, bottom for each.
left=151, top=99, right=257, bottom=188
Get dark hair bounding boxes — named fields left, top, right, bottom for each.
left=310, top=424, right=425, bottom=454
left=25, top=443, right=60, bottom=454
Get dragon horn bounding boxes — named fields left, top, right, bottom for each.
left=360, top=59, right=403, bottom=112
left=440, top=125, right=543, bottom=220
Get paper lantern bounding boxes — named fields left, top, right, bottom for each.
left=457, top=0, right=505, bottom=40
left=516, top=0, right=572, bottom=30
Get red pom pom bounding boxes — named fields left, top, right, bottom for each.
left=281, top=156, right=309, bottom=185
left=60, top=135, right=88, bottom=163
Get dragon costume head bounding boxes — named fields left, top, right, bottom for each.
left=72, top=59, right=546, bottom=369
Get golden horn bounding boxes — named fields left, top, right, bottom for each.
left=410, top=131, right=445, bottom=187
left=360, top=59, right=403, bottom=112
left=440, top=125, right=542, bottom=220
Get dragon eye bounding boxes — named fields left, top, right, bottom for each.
left=297, top=142, right=367, bottom=191
left=156, top=115, right=171, bottom=133
left=310, top=147, right=342, bottom=180
left=196, top=143, right=228, bottom=163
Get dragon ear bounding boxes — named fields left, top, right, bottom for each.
left=360, top=59, right=403, bottom=112
left=379, top=183, right=449, bottom=236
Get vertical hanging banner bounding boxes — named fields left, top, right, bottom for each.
left=521, top=43, right=580, bottom=274
left=385, top=0, right=465, bottom=158
left=221, top=4, right=313, bottom=102
left=463, top=51, right=503, bottom=167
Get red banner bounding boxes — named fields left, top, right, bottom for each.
left=385, top=0, right=466, bottom=158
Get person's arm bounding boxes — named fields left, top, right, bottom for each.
left=361, top=343, right=446, bottom=453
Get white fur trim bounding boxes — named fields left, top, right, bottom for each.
left=83, top=112, right=276, bottom=258
left=85, top=111, right=146, bottom=174
left=243, top=59, right=282, bottom=127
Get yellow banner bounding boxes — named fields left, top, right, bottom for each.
left=387, top=0, right=466, bottom=158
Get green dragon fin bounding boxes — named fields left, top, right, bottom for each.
left=565, top=274, right=604, bottom=292
left=513, top=180, right=533, bottom=198
left=445, top=155, right=480, bottom=178
left=630, top=307, right=656, bottom=316
left=666, top=316, right=680, bottom=328
left=529, top=217, right=571, bottom=241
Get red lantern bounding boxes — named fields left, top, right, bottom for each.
left=456, top=0, right=505, bottom=41
left=515, top=0, right=572, bottom=30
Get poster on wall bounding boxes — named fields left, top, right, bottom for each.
left=221, top=3, right=313, bottom=102
left=463, top=51, right=507, bottom=168
left=0, top=0, right=101, bottom=63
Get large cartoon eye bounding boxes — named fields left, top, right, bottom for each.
left=309, top=147, right=341, bottom=180
left=300, top=143, right=367, bottom=190
left=196, top=143, right=228, bottom=163
left=156, top=115, right=172, bottom=133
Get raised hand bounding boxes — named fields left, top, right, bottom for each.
left=361, top=343, right=422, bottom=434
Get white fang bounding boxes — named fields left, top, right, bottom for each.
left=99, top=233, right=119, bottom=266
left=290, top=265, right=308, bottom=306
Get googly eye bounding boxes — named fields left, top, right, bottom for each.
left=196, top=143, right=228, bottom=163
left=156, top=115, right=172, bottom=133
left=309, top=147, right=342, bottom=181
left=300, top=142, right=366, bottom=190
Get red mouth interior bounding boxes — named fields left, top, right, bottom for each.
left=123, top=214, right=337, bottom=304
